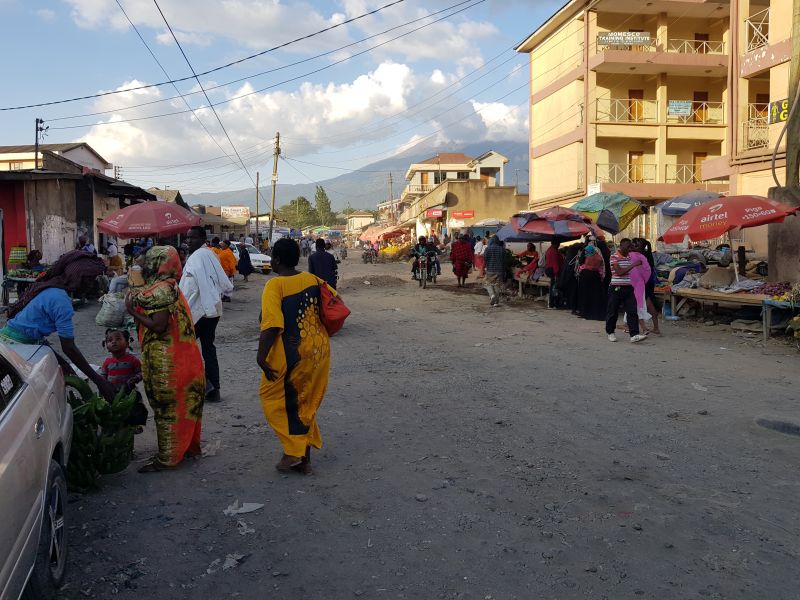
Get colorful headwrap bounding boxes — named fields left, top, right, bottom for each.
left=134, top=246, right=182, bottom=313
left=584, top=245, right=596, bottom=256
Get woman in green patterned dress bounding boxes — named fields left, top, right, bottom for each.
left=126, top=246, right=206, bottom=473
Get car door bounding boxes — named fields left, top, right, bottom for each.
left=0, top=356, right=50, bottom=598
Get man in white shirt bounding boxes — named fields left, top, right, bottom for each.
left=244, top=234, right=254, bottom=245
left=180, top=226, right=234, bottom=402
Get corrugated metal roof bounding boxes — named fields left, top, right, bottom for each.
left=0, top=142, right=111, bottom=167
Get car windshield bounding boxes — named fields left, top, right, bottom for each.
left=245, top=244, right=259, bottom=255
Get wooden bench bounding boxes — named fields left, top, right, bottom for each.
left=514, top=273, right=551, bottom=302
left=667, top=287, right=767, bottom=317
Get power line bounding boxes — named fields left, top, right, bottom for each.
left=48, top=0, right=480, bottom=124
left=1, top=0, right=407, bottom=111
left=49, top=0, right=487, bottom=131
left=151, top=0, right=266, bottom=204
left=113, top=0, right=240, bottom=171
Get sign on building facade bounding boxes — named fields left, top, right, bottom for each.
left=597, top=32, right=652, bottom=47
left=667, top=100, right=693, bottom=117
left=769, top=99, right=789, bottom=125
left=221, top=205, right=251, bottom=219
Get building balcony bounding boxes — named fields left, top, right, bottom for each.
left=665, top=164, right=703, bottom=184
left=666, top=102, right=725, bottom=125
left=596, top=98, right=658, bottom=123
left=745, top=7, right=769, bottom=53
left=664, top=39, right=726, bottom=55
left=596, top=163, right=657, bottom=184
left=741, top=117, right=769, bottom=151
left=590, top=36, right=728, bottom=76
left=401, top=183, right=436, bottom=197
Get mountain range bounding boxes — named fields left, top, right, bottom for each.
left=182, top=139, right=529, bottom=212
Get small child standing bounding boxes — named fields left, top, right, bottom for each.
left=101, top=329, right=147, bottom=427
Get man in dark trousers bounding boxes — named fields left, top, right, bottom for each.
left=308, top=238, right=338, bottom=289
left=605, top=238, right=647, bottom=344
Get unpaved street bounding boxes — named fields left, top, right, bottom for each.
left=61, top=259, right=800, bottom=600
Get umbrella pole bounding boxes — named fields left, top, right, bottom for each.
left=729, top=231, right=740, bottom=283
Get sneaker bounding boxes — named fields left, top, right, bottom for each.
left=630, top=334, right=647, bottom=343
left=607, top=333, right=617, bottom=342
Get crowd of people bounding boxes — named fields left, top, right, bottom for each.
left=1, top=227, right=339, bottom=476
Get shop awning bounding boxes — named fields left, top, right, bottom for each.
left=359, top=225, right=386, bottom=242
left=378, top=226, right=410, bottom=240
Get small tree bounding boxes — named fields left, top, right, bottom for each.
left=314, top=185, right=334, bottom=226
left=277, top=196, right=318, bottom=229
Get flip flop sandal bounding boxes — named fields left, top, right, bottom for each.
left=275, top=455, right=303, bottom=473
left=138, top=460, right=175, bottom=473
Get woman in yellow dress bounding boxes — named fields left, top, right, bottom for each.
left=257, top=239, right=333, bottom=474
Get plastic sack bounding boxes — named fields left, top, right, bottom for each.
left=95, top=292, right=127, bottom=328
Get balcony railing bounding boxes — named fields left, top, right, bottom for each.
left=666, top=101, right=725, bottom=124
left=402, top=183, right=436, bottom=196
left=596, top=98, right=658, bottom=122
left=665, top=39, right=726, bottom=54
left=742, top=117, right=769, bottom=150
left=748, top=102, right=769, bottom=120
left=666, top=164, right=703, bottom=184
left=745, top=7, right=770, bottom=53
left=596, top=163, right=657, bottom=184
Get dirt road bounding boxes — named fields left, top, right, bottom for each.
left=62, top=259, right=800, bottom=600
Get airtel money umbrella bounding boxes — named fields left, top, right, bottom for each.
left=659, top=195, right=799, bottom=281
left=97, top=201, right=200, bottom=238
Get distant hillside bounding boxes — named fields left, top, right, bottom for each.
left=183, top=139, right=528, bottom=212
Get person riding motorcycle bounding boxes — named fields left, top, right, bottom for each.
left=411, top=236, right=440, bottom=280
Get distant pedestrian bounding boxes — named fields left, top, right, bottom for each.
left=545, top=241, right=564, bottom=308
left=605, top=238, right=647, bottom=344
left=257, top=239, right=333, bottom=474
left=77, top=235, right=96, bottom=255
left=308, top=238, right=338, bottom=289
left=217, top=240, right=237, bottom=302
left=473, top=236, right=486, bottom=278
left=237, top=242, right=254, bottom=282
left=450, top=234, right=474, bottom=287
left=126, top=246, right=205, bottom=472
left=179, top=226, right=234, bottom=403
left=483, top=236, right=504, bottom=307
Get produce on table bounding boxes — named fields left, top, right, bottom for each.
left=6, top=268, right=42, bottom=279
left=65, top=376, right=138, bottom=491
left=748, top=281, right=792, bottom=296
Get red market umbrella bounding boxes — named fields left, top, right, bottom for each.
left=659, top=195, right=799, bottom=244
left=659, top=195, right=799, bottom=282
left=97, top=201, right=200, bottom=238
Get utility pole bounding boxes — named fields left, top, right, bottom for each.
left=34, top=118, right=46, bottom=170
left=268, top=132, right=280, bottom=244
left=768, top=0, right=800, bottom=282
left=786, top=0, right=800, bottom=187
left=388, top=172, right=394, bottom=224
left=255, top=171, right=260, bottom=242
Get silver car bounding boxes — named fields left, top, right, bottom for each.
left=0, top=343, right=72, bottom=599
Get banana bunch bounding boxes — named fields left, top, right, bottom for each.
left=65, top=376, right=138, bottom=490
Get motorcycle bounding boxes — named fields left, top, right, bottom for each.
left=362, top=248, right=377, bottom=264
left=414, top=251, right=438, bottom=289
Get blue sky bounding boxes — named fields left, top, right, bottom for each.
left=0, top=0, right=562, bottom=193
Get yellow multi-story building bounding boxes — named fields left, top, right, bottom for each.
left=516, top=0, right=793, bottom=254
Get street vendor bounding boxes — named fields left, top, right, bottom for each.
left=1, top=250, right=116, bottom=400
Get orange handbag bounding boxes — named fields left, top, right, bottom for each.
left=319, top=282, right=350, bottom=336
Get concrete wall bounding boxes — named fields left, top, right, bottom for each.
left=25, top=179, right=78, bottom=264
left=441, top=181, right=528, bottom=229
left=531, top=16, right=583, bottom=89
left=532, top=143, right=583, bottom=200
left=62, top=147, right=108, bottom=172
left=533, top=81, right=583, bottom=144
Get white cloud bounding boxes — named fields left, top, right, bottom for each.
left=78, top=60, right=525, bottom=192
left=155, top=29, right=212, bottom=47
left=470, top=100, right=528, bottom=142
left=35, top=8, right=56, bottom=21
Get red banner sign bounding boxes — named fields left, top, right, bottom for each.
left=451, top=210, right=474, bottom=219
left=426, top=209, right=444, bottom=218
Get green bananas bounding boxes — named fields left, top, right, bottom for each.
left=65, top=376, right=138, bottom=491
